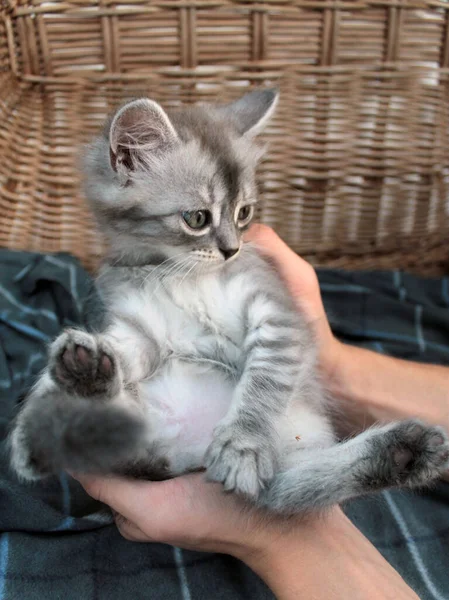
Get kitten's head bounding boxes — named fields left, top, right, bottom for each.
left=84, top=89, right=278, bottom=272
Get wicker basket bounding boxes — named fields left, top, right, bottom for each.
left=1, top=0, right=448, bottom=274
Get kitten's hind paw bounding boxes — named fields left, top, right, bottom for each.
left=9, top=398, right=147, bottom=481
left=205, top=425, right=277, bottom=499
left=366, top=420, right=449, bottom=490
left=50, top=329, right=120, bottom=397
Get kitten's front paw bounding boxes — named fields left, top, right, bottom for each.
left=204, top=425, right=277, bottom=499
left=49, top=329, right=120, bottom=397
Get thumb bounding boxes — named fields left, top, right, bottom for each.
left=244, top=224, right=322, bottom=321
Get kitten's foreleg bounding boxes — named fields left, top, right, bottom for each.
left=259, top=420, right=449, bottom=514
left=205, top=295, right=311, bottom=499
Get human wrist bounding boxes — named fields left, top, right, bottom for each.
left=328, top=343, right=449, bottom=430
left=325, top=342, right=400, bottom=419
left=234, top=507, right=346, bottom=584
left=321, top=337, right=354, bottom=400
left=241, top=508, right=419, bottom=600
left=321, top=342, right=394, bottom=433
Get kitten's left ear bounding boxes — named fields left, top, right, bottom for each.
left=217, top=88, right=279, bottom=138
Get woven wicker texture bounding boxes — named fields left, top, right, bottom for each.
left=1, top=1, right=449, bottom=273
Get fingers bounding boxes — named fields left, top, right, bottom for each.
left=245, top=224, right=317, bottom=288
left=245, top=224, right=298, bottom=263
left=72, top=472, right=239, bottom=549
left=73, top=473, right=193, bottom=543
left=72, top=472, right=174, bottom=523
left=112, top=509, right=150, bottom=542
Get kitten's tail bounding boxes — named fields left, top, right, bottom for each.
left=10, top=391, right=146, bottom=480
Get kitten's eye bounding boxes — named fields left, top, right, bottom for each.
left=182, top=210, right=211, bottom=230
left=237, top=205, right=254, bottom=225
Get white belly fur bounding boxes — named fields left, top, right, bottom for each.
left=138, top=358, right=334, bottom=474
left=139, top=359, right=234, bottom=473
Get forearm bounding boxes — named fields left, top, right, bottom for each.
left=330, top=342, right=449, bottom=431
left=241, top=509, right=419, bottom=600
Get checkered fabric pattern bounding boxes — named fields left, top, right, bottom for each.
left=0, top=249, right=448, bottom=600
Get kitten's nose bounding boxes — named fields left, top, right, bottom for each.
left=219, top=247, right=239, bottom=260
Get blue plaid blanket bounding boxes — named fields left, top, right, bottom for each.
left=0, top=249, right=448, bottom=600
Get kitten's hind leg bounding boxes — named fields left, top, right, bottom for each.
left=9, top=329, right=147, bottom=481
left=260, top=420, right=449, bottom=514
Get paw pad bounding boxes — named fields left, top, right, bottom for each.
left=50, top=331, right=118, bottom=397
left=384, top=420, right=449, bottom=487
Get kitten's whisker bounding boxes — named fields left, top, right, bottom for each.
left=140, top=251, right=190, bottom=290
left=147, top=259, right=189, bottom=297
left=177, top=260, right=198, bottom=291
left=162, top=255, right=192, bottom=280
left=167, top=258, right=195, bottom=288
left=194, top=261, right=206, bottom=289
left=154, top=255, right=194, bottom=295
left=140, top=252, right=186, bottom=285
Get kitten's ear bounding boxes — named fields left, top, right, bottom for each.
left=109, top=98, right=178, bottom=181
left=217, top=88, right=279, bottom=138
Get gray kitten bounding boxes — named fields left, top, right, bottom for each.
left=9, top=90, right=449, bottom=513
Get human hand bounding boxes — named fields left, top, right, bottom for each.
left=74, top=471, right=301, bottom=559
